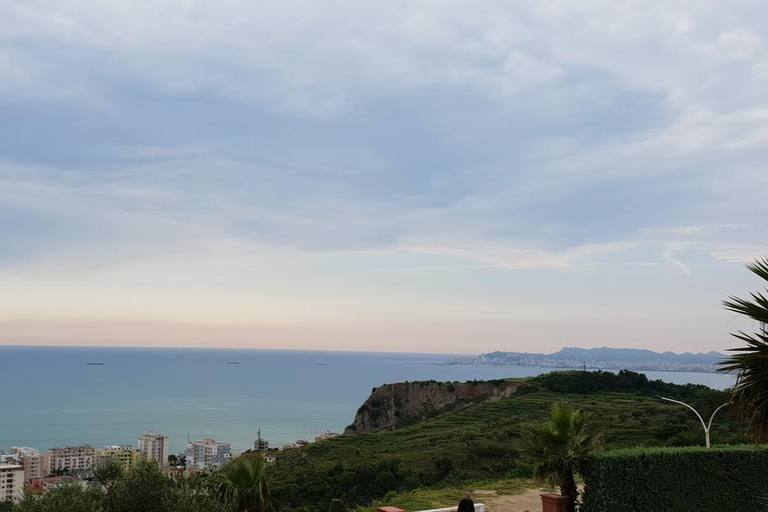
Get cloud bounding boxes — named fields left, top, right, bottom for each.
left=0, top=1, right=767, bottom=352
left=0, top=0, right=762, bottom=114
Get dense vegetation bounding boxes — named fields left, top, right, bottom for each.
left=6, top=371, right=744, bottom=512
left=581, top=445, right=768, bottom=511
left=13, top=460, right=228, bottom=512
left=267, top=370, right=745, bottom=511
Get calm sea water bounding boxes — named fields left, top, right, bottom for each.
left=0, top=346, right=736, bottom=455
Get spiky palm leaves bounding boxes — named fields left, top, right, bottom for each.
left=216, top=455, right=272, bottom=512
left=518, top=402, right=602, bottom=512
left=721, top=256, right=768, bottom=442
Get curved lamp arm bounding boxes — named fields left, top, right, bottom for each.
left=659, top=396, right=707, bottom=432
left=707, top=403, right=730, bottom=432
left=658, top=396, right=729, bottom=448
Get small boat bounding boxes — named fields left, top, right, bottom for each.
left=314, top=363, right=328, bottom=366
left=226, top=361, right=240, bottom=365
left=86, top=362, right=104, bottom=366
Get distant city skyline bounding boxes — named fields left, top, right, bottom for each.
left=1, top=1, right=767, bottom=354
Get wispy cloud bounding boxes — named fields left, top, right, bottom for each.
left=0, top=0, right=766, bottom=352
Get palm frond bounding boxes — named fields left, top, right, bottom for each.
left=721, top=255, right=768, bottom=442
left=517, top=402, right=602, bottom=491
left=747, top=257, right=768, bottom=282
left=216, top=455, right=272, bottom=512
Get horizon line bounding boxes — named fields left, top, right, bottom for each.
left=0, top=343, right=726, bottom=357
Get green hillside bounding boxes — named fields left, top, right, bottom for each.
left=267, top=370, right=744, bottom=511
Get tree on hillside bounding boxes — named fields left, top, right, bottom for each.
left=108, top=459, right=172, bottom=512
left=518, top=402, right=602, bottom=512
left=14, top=458, right=227, bottom=512
left=94, top=457, right=125, bottom=494
left=165, top=479, right=230, bottom=512
left=721, top=256, right=768, bottom=442
left=216, top=454, right=272, bottom=512
left=13, top=485, right=105, bottom=512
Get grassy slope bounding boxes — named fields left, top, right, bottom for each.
left=267, top=371, right=743, bottom=510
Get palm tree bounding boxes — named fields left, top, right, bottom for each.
left=216, top=454, right=272, bottom=512
left=721, top=256, right=768, bottom=442
left=517, top=402, right=602, bottom=512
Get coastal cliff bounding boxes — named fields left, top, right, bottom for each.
left=345, top=379, right=521, bottom=434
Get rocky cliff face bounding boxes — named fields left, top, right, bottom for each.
left=345, top=380, right=521, bottom=434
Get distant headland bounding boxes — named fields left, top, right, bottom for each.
left=451, top=346, right=726, bottom=373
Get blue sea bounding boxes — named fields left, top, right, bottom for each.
left=0, top=346, right=736, bottom=455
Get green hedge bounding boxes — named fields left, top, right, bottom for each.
left=582, top=445, right=768, bottom=511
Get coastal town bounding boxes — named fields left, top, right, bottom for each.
left=0, top=430, right=340, bottom=505
left=465, top=347, right=726, bottom=374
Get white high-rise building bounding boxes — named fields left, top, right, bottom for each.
left=0, top=464, right=24, bottom=504
left=185, top=439, right=231, bottom=469
left=138, top=432, right=169, bottom=465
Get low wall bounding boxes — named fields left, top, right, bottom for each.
left=414, top=504, right=485, bottom=512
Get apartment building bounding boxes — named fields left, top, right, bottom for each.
left=96, top=445, right=139, bottom=472
left=185, top=439, right=231, bottom=470
left=45, top=445, right=95, bottom=474
left=0, top=464, right=23, bottom=504
left=138, top=432, right=169, bottom=465
left=10, top=447, right=45, bottom=482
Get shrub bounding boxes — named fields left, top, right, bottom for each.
left=434, top=456, right=454, bottom=479
left=14, top=485, right=105, bottom=512
left=328, top=498, right=347, bottom=512
left=506, top=460, right=534, bottom=479
left=474, top=440, right=511, bottom=457
left=581, top=445, right=768, bottom=512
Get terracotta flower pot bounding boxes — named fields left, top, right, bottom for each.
left=540, top=493, right=569, bottom=512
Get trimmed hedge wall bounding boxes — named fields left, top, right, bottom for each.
left=581, top=445, right=768, bottom=511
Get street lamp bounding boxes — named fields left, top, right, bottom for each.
left=658, top=397, right=729, bottom=448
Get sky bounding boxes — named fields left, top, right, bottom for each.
left=1, top=1, right=767, bottom=354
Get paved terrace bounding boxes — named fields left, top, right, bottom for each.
left=378, top=505, right=487, bottom=512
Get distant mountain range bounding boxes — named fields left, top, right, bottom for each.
left=469, top=347, right=727, bottom=373
left=551, top=347, right=724, bottom=364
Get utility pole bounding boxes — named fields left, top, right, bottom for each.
left=658, top=397, right=729, bottom=448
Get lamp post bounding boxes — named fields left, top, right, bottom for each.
left=658, top=397, right=729, bottom=448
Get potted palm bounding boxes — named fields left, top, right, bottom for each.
left=518, top=402, right=601, bottom=512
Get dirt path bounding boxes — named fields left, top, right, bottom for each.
left=472, top=488, right=548, bottom=512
